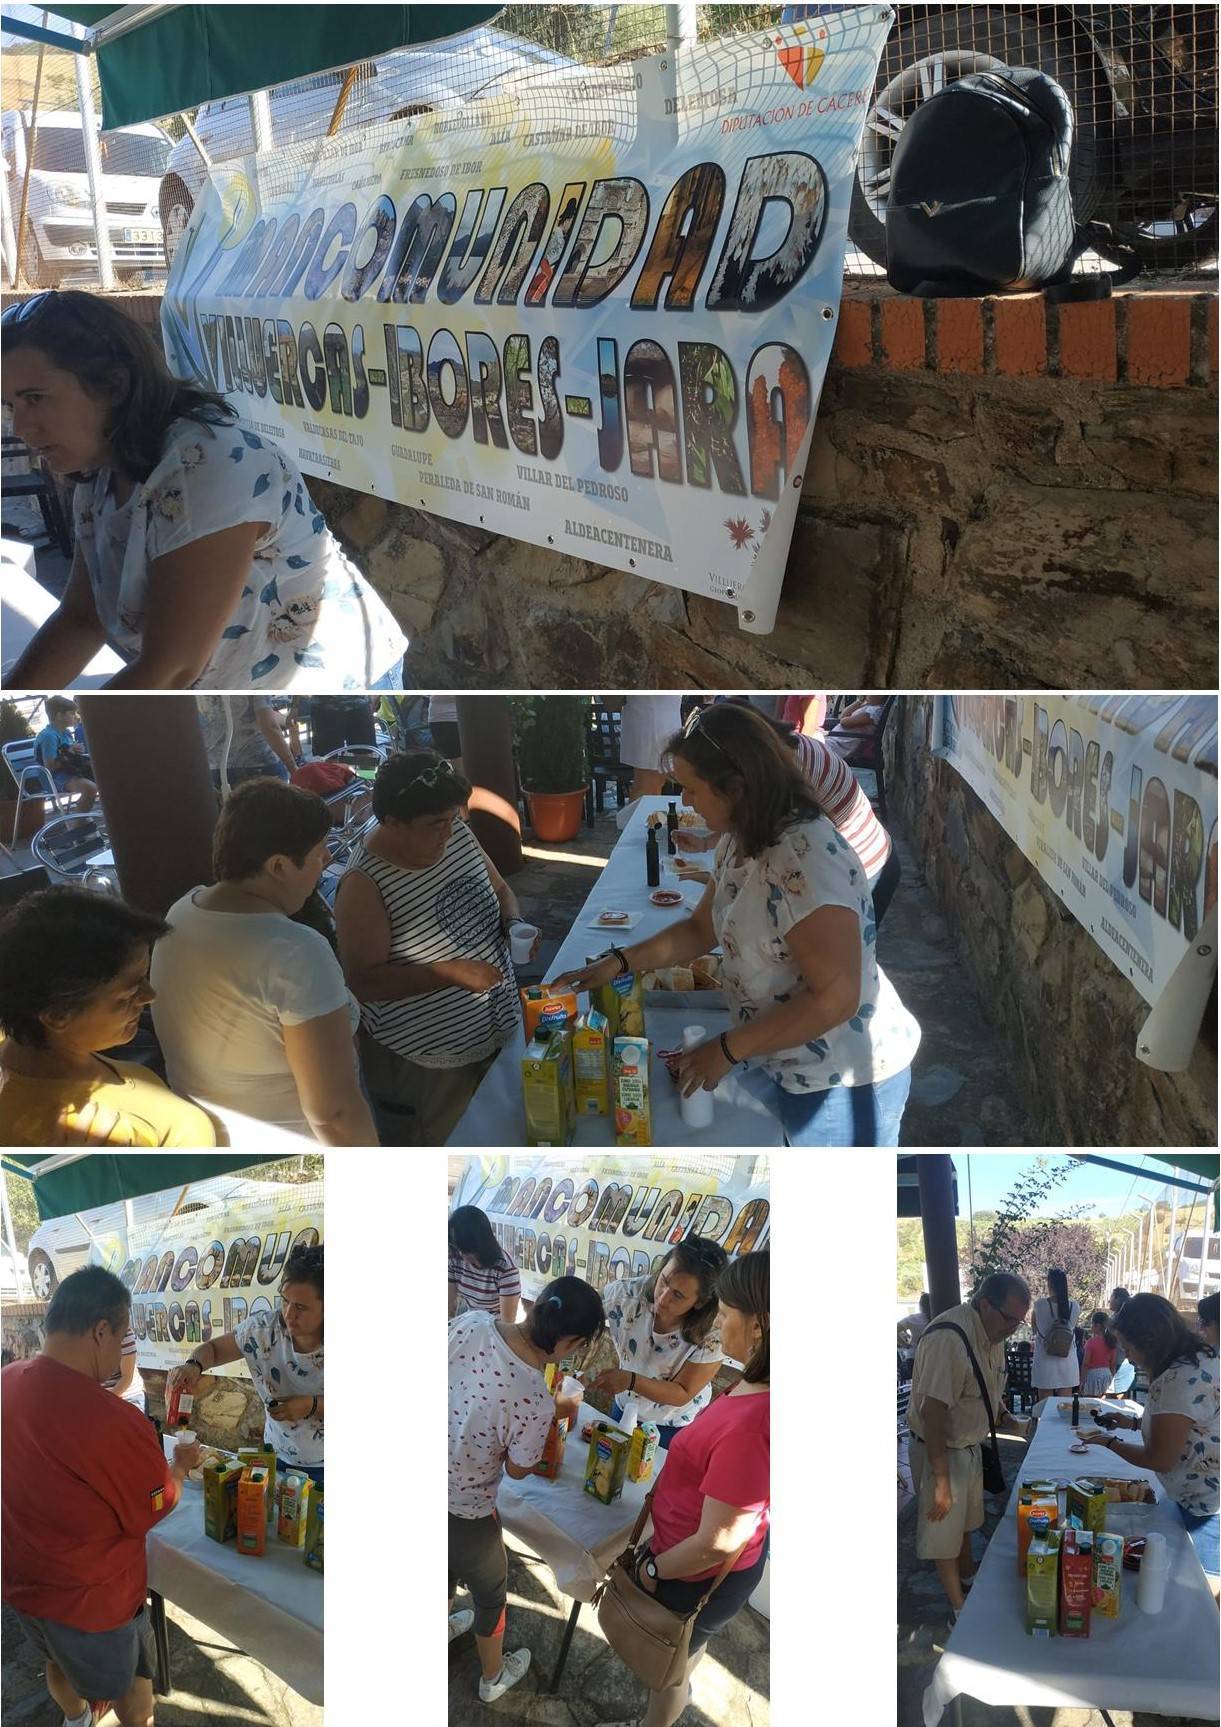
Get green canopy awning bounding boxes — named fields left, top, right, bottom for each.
left=1073, top=1153, right=1220, bottom=1227
left=2, top=1152, right=283, bottom=1220
left=5, top=5, right=504, bottom=128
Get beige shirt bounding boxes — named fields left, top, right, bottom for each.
left=908, top=1301, right=1008, bottom=1449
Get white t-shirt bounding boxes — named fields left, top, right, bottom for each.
left=448, top=1310, right=553, bottom=1519
left=712, top=816, right=921, bottom=1092
left=102, top=1326, right=145, bottom=1408
left=1030, top=1297, right=1082, bottom=1389
left=1141, top=1353, right=1219, bottom=1515
left=619, top=696, right=683, bottom=773
left=234, top=1309, right=324, bottom=1466
left=74, top=414, right=408, bottom=689
left=150, top=890, right=359, bottom=1136
left=427, top=695, right=459, bottom=726
left=601, top=1275, right=722, bottom=1432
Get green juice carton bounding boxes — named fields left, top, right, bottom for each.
left=202, top=1456, right=242, bottom=1544
left=1066, top=1477, right=1108, bottom=1536
left=522, top=1028, right=574, bottom=1146
left=303, top=1486, right=324, bottom=1572
left=583, top=1421, right=630, bottom=1505
left=1026, top=1524, right=1061, bottom=1637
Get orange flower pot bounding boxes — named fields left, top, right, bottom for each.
left=526, top=788, right=586, bottom=844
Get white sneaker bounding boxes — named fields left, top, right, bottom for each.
left=479, top=1647, right=531, bottom=1702
left=449, top=1609, right=474, bottom=1643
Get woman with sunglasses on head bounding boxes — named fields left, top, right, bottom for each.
left=556, top=703, right=920, bottom=1147
left=1, top=290, right=407, bottom=690
left=335, top=749, right=533, bottom=1145
left=587, top=1237, right=728, bottom=1452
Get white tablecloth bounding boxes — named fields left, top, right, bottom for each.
left=1, top=551, right=124, bottom=686
left=147, top=1478, right=323, bottom=1705
left=496, top=1402, right=666, bottom=1601
left=922, top=1405, right=1220, bottom=1727
left=450, top=798, right=784, bottom=1147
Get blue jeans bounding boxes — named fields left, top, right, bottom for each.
left=611, top=1399, right=682, bottom=1453
left=1178, top=1502, right=1219, bottom=1576
left=774, top=1064, right=912, bottom=1146
left=369, top=661, right=406, bottom=690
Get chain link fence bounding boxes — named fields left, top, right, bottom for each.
left=2, top=3, right=1217, bottom=292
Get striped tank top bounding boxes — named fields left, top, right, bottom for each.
left=347, top=820, right=519, bottom=1068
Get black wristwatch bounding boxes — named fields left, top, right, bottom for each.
left=186, top=1355, right=207, bottom=1372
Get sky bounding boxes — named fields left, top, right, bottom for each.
left=952, top=1153, right=1219, bottom=1223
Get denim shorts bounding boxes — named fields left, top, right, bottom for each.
left=369, top=661, right=406, bottom=691
left=13, top=1604, right=155, bottom=1699
left=774, top=1063, right=912, bottom=1146
left=1178, top=1502, right=1220, bottom=1577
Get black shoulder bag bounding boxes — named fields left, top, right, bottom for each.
left=922, top=1320, right=1007, bottom=1494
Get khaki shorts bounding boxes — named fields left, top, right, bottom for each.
left=910, top=1435, right=984, bottom=1560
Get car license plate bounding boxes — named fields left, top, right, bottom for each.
left=122, top=227, right=159, bottom=244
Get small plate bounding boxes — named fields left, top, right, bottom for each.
left=649, top=889, right=685, bottom=908
left=585, top=908, right=643, bottom=932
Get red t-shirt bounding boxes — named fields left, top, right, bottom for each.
left=650, top=1388, right=770, bottom=1581
left=1082, top=1335, right=1115, bottom=1372
left=1, top=1356, right=178, bottom=1630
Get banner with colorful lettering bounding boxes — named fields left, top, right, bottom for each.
left=91, top=1183, right=324, bottom=1373
left=161, top=10, right=893, bottom=634
left=932, top=695, right=1218, bottom=1007
left=449, top=1153, right=769, bottom=1300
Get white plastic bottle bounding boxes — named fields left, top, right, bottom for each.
left=1135, top=1531, right=1169, bottom=1613
left=618, top=1394, right=639, bottom=1438
left=680, top=1024, right=715, bottom=1130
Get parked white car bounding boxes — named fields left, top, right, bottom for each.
left=24, top=1170, right=301, bottom=1301
left=1, top=1238, right=34, bottom=1303
left=158, top=24, right=574, bottom=260
left=2, top=107, right=172, bottom=285
left=1173, top=1228, right=1221, bottom=1297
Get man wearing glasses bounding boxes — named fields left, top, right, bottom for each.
left=907, top=1273, right=1032, bottom=1614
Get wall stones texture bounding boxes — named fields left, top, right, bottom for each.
left=889, top=698, right=1217, bottom=1149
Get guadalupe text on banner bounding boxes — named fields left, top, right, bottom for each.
left=450, top=1154, right=769, bottom=1301
left=161, top=10, right=893, bottom=634
left=92, top=1183, right=324, bottom=1373
left=932, top=695, right=1217, bottom=1008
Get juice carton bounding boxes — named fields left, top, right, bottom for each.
left=592, top=968, right=646, bottom=1040
left=1017, top=1493, right=1059, bottom=1576
left=521, top=986, right=578, bottom=1040
left=543, top=1362, right=560, bottom=1394
left=522, top=1029, right=574, bottom=1146
left=572, top=1010, right=611, bottom=1115
left=1067, top=1477, right=1108, bottom=1536
left=627, top=1421, right=659, bottom=1484
left=583, top=1421, right=631, bottom=1505
left=237, top=1446, right=277, bottom=1525
left=613, top=1035, right=652, bottom=1147
left=532, top=1416, right=567, bottom=1481
left=1092, top=1530, right=1123, bottom=1619
left=236, top=1467, right=268, bottom=1557
left=276, top=1471, right=312, bottom=1546
left=1026, top=1524, right=1061, bottom=1637
left=1059, top=1528, right=1093, bottom=1637
left=202, top=1456, right=242, bottom=1544
left=303, top=1487, right=324, bottom=1572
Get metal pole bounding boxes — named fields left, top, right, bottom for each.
left=917, top=1155, right=960, bottom=1320
left=1144, top=1199, right=1156, bottom=1293
left=74, top=39, right=116, bottom=291
left=1199, top=1184, right=1216, bottom=1304
left=15, top=16, right=48, bottom=286
left=1166, top=1189, right=1178, bottom=1300
left=0, top=162, right=17, bottom=286
left=249, top=91, right=273, bottom=155
left=665, top=3, right=699, bottom=49
left=326, top=67, right=360, bottom=137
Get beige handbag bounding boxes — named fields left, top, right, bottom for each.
left=593, top=1487, right=754, bottom=1691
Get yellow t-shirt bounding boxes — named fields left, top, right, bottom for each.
left=0, top=1057, right=223, bottom=1147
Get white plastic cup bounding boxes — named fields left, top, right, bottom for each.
left=173, top=1428, right=197, bottom=1449
left=1135, top=1531, right=1169, bottom=1613
left=162, top=1434, right=177, bottom=1463
left=509, top=921, right=539, bottom=966
left=679, top=1024, right=715, bottom=1130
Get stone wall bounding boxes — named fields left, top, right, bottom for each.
left=312, top=283, right=1217, bottom=690
left=887, top=698, right=1217, bottom=1148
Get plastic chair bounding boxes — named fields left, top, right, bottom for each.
left=1110, top=1360, right=1136, bottom=1395
left=30, top=812, right=116, bottom=888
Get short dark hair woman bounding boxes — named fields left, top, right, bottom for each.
left=449, top=1206, right=522, bottom=1323
left=0, top=887, right=218, bottom=1146
left=449, top=1276, right=606, bottom=1705
left=335, top=750, right=532, bottom=1145
left=594, top=1252, right=770, bottom=1727
left=1, top=290, right=407, bottom=690
left=589, top=1237, right=729, bottom=1450
left=150, top=779, right=376, bottom=1144
left=557, top=702, right=920, bottom=1146
left=1079, top=1292, right=1218, bottom=1586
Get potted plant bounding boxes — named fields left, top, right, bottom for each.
left=513, top=697, right=589, bottom=843
left=0, top=700, right=43, bottom=843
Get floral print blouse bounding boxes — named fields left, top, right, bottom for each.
left=1143, top=1353, right=1219, bottom=1515
left=602, top=1275, right=722, bottom=1431
left=73, top=414, right=408, bottom=689
left=233, top=1309, right=323, bottom=1466
left=712, top=815, right=921, bottom=1093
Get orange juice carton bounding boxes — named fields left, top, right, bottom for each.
left=1026, top=1523, right=1060, bottom=1636
left=303, top=1487, right=324, bottom=1572
left=202, top=1456, right=242, bottom=1544
left=583, top=1421, right=631, bottom=1505
left=573, top=1010, right=611, bottom=1115
left=593, top=968, right=645, bottom=1039
left=627, top=1421, right=659, bottom=1484
left=543, top=1362, right=560, bottom=1394
left=237, top=1446, right=277, bottom=1523
left=236, top=1467, right=268, bottom=1557
left=521, top=985, right=578, bottom=1040
left=532, top=1416, right=568, bottom=1481
left=613, top=1035, right=652, bottom=1146
left=276, top=1471, right=312, bottom=1546
left=1059, top=1528, right=1093, bottom=1637
left=1092, top=1530, right=1123, bottom=1618
left=1067, top=1477, right=1108, bottom=1536
left=523, top=1029, right=574, bottom=1146
left=1017, top=1486, right=1060, bottom=1576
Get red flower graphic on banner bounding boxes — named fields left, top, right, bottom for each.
left=724, top=517, right=755, bottom=550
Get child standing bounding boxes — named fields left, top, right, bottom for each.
left=1082, top=1311, right=1118, bottom=1397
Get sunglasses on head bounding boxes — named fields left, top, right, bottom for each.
left=392, top=757, right=458, bottom=805
left=680, top=706, right=741, bottom=774
left=2, top=290, right=118, bottom=352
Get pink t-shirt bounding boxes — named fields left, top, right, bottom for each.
left=650, top=1389, right=769, bottom=1581
left=1082, top=1334, right=1115, bottom=1372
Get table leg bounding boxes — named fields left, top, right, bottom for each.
left=947, top=1694, right=964, bottom=1727
left=547, top=1598, right=582, bottom=1693
left=149, top=1590, right=171, bottom=1695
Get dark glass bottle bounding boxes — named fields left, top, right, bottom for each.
left=646, top=825, right=660, bottom=886
left=666, top=801, right=679, bottom=855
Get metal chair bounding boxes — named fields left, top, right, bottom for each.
left=30, top=812, right=116, bottom=889
left=588, top=702, right=634, bottom=813
left=322, top=744, right=386, bottom=771
left=1, top=433, right=73, bottom=557
left=1005, top=1340, right=1036, bottom=1414
left=1, top=737, right=78, bottom=846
